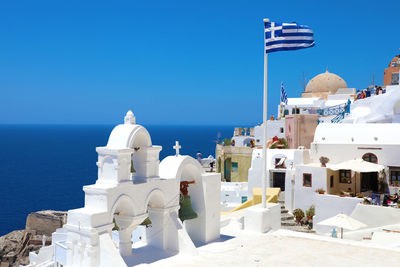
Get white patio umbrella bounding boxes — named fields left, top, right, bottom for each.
left=318, top=213, right=367, bottom=239
left=329, top=159, right=384, bottom=173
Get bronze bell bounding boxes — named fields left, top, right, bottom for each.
left=179, top=195, right=198, bottom=222
left=140, top=217, right=152, bottom=228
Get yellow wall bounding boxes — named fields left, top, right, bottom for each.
left=216, top=144, right=253, bottom=182
left=326, top=169, right=363, bottom=195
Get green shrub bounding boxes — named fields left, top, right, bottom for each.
left=293, top=208, right=304, bottom=220
left=220, top=138, right=231, bottom=146
left=306, top=205, right=315, bottom=218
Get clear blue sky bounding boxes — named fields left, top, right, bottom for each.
left=1, top=0, right=399, bottom=125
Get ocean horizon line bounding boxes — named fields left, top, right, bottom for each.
left=0, top=123, right=256, bottom=127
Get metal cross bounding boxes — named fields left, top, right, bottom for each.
left=173, top=141, right=181, bottom=156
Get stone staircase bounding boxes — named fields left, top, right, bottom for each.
left=279, top=200, right=315, bottom=233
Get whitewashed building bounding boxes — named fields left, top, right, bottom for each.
left=230, top=121, right=285, bottom=148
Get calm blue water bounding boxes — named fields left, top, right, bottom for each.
left=0, top=125, right=235, bottom=236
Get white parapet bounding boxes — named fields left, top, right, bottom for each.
left=244, top=203, right=281, bottom=233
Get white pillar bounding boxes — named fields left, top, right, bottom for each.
left=119, top=228, right=133, bottom=256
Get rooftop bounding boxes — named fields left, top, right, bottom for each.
left=313, top=123, right=400, bottom=145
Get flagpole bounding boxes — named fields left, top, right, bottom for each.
left=262, top=18, right=269, bottom=209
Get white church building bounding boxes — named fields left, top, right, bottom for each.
left=27, top=111, right=221, bottom=267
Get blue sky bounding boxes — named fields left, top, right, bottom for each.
left=1, top=0, right=399, bottom=125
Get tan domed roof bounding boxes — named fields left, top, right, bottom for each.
left=305, top=70, right=347, bottom=94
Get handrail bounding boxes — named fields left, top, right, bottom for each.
left=318, top=99, right=351, bottom=124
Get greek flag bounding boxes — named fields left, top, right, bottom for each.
left=280, top=83, right=288, bottom=104
left=265, top=21, right=314, bottom=53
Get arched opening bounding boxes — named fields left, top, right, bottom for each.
left=125, top=190, right=176, bottom=265
left=128, top=128, right=153, bottom=181
left=111, top=191, right=174, bottom=265
left=110, top=195, right=139, bottom=257
left=361, top=153, right=379, bottom=193
left=271, top=154, right=287, bottom=191
left=362, top=153, right=378, bottom=163
left=179, top=162, right=205, bottom=242
left=224, top=158, right=232, bottom=182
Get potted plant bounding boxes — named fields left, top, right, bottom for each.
left=315, top=188, right=325, bottom=194
left=340, top=191, right=345, bottom=197
left=269, top=137, right=288, bottom=149
left=395, top=181, right=399, bottom=187
left=319, top=156, right=329, bottom=167
left=309, top=205, right=315, bottom=218
left=305, top=205, right=315, bottom=220
left=293, top=209, right=304, bottom=223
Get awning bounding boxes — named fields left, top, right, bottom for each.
left=329, top=159, right=384, bottom=173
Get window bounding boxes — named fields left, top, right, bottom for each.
left=330, top=175, right=334, bottom=188
left=303, top=173, right=312, bottom=187
left=339, top=170, right=351, bottom=183
left=391, top=170, right=400, bottom=185
left=280, top=127, right=284, bottom=133
left=284, top=109, right=289, bottom=115
left=362, top=153, right=378, bottom=164
left=232, top=162, right=238, bottom=173
left=275, top=158, right=286, bottom=169
left=391, top=73, right=399, bottom=85
left=292, top=108, right=300, bottom=114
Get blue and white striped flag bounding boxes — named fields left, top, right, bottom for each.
left=265, top=21, right=314, bottom=53
left=280, top=82, right=288, bottom=104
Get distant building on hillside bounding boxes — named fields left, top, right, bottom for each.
left=216, top=145, right=252, bottom=182
left=384, top=55, right=400, bottom=86
left=216, top=123, right=286, bottom=182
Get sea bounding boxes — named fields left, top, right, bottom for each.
left=0, top=124, right=237, bottom=236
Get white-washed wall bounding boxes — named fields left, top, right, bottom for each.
left=294, top=165, right=327, bottom=212
left=313, top=194, right=363, bottom=233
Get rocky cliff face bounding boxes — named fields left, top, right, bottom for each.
left=25, top=210, right=67, bottom=236
left=0, top=210, right=66, bottom=267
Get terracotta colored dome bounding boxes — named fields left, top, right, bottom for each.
left=305, top=70, right=347, bottom=94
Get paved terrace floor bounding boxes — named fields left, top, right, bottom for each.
left=138, top=226, right=400, bottom=267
